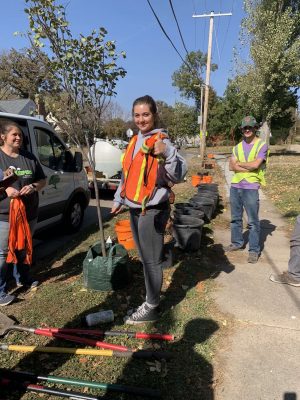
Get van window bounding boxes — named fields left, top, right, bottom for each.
left=34, top=128, right=70, bottom=171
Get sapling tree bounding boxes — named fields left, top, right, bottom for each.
left=24, top=0, right=127, bottom=255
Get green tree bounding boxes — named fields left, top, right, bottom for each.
left=25, top=0, right=127, bottom=255
left=156, top=100, right=174, bottom=130
left=102, top=117, right=128, bottom=139
left=237, top=0, right=300, bottom=141
left=208, top=79, right=246, bottom=143
left=172, top=51, right=218, bottom=111
left=168, top=102, right=198, bottom=141
left=0, top=47, right=58, bottom=101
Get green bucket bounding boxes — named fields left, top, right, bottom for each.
left=83, top=242, right=129, bottom=291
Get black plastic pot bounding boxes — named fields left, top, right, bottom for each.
left=172, top=215, right=204, bottom=252
left=197, top=183, right=219, bottom=192
left=174, top=213, right=204, bottom=226
left=192, top=193, right=218, bottom=211
left=196, top=188, right=219, bottom=199
left=174, top=203, right=205, bottom=220
left=162, top=239, right=176, bottom=269
left=188, top=199, right=214, bottom=222
left=192, top=191, right=219, bottom=204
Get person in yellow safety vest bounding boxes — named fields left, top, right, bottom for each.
left=224, top=115, right=268, bottom=264
left=111, top=95, right=187, bottom=324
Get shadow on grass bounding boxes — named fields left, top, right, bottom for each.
left=116, top=317, right=219, bottom=400
left=283, top=211, right=299, bottom=219
left=1, top=236, right=221, bottom=399
left=1, top=193, right=229, bottom=399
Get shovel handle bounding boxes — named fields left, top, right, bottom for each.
left=0, top=378, right=106, bottom=400
left=34, top=329, right=128, bottom=352
left=39, top=328, right=174, bottom=341
left=0, top=344, right=170, bottom=359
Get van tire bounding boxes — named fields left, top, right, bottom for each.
left=64, top=198, right=84, bottom=232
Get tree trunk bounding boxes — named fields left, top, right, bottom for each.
left=258, top=121, right=271, bottom=146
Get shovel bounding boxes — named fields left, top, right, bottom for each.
left=39, top=327, right=174, bottom=341
left=1, top=376, right=108, bottom=400
left=0, top=343, right=171, bottom=360
left=0, top=368, right=161, bottom=398
left=0, top=312, right=127, bottom=352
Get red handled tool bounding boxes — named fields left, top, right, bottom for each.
left=38, top=327, right=174, bottom=341
left=0, top=323, right=128, bottom=352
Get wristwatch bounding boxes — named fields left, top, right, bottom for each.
left=30, top=183, right=37, bottom=191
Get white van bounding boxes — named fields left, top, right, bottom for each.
left=0, top=112, right=90, bottom=232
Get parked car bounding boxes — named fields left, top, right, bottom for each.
left=0, top=112, right=90, bottom=233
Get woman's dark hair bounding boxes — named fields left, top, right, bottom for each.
left=0, top=119, right=22, bottom=146
left=132, top=95, right=157, bottom=115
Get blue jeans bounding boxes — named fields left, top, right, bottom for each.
left=12, top=219, right=37, bottom=286
left=0, top=221, right=10, bottom=297
left=288, top=215, right=300, bottom=281
left=230, top=187, right=260, bottom=254
left=0, top=219, right=36, bottom=297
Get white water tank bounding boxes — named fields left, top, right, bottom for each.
left=90, top=139, right=123, bottom=178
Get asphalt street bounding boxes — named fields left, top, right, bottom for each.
left=33, top=196, right=114, bottom=260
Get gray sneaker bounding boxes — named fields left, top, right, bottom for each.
left=124, top=303, right=160, bottom=325
left=223, top=244, right=243, bottom=252
left=248, top=252, right=259, bottom=263
left=269, top=271, right=300, bottom=287
left=0, top=294, right=15, bottom=306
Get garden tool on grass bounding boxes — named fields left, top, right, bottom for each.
left=0, top=312, right=127, bottom=351
left=0, top=377, right=108, bottom=400
left=0, top=368, right=161, bottom=398
left=39, top=327, right=174, bottom=341
left=0, top=343, right=171, bottom=360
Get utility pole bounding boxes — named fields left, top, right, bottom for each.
left=193, top=11, right=232, bottom=164
left=200, top=84, right=204, bottom=133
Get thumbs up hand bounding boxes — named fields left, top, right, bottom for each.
left=153, top=139, right=166, bottom=156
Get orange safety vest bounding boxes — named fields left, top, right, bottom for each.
left=120, top=132, right=168, bottom=212
left=6, top=198, right=33, bottom=265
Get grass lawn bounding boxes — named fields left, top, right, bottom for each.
left=2, top=145, right=297, bottom=399
left=0, top=153, right=229, bottom=400
left=264, top=153, right=300, bottom=226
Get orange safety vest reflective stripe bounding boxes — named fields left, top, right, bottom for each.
left=120, top=132, right=168, bottom=211
left=6, top=198, right=33, bottom=265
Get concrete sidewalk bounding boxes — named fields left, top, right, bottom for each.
left=213, top=157, right=300, bottom=400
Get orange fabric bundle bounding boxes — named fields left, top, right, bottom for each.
left=6, top=198, right=32, bottom=265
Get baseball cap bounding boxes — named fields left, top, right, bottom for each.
left=241, top=115, right=258, bottom=128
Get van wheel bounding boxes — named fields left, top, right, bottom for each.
left=65, top=199, right=84, bottom=232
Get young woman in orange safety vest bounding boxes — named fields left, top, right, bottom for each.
left=111, top=95, right=187, bottom=324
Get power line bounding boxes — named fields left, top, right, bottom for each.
left=168, top=0, right=190, bottom=57
left=168, top=0, right=201, bottom=80
left=213, top=26, right=221, bottom=63
left=146, top=0, right=193, bottom=73
left=220, top=0, right=235, bottom=57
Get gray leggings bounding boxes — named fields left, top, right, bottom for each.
left=129, top=206, right=170, bottom=306
left=288, top=214, right=300, bottom=281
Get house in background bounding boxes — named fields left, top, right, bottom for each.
left=0, top=98, right=36, bottom=116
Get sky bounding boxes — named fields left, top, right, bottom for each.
left=1, top=0, right=246, bottom=115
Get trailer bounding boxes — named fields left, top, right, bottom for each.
left=86, top=169, right=121, bottom=194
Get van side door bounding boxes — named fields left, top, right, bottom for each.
left=28, top=121, right=76, bottom=227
